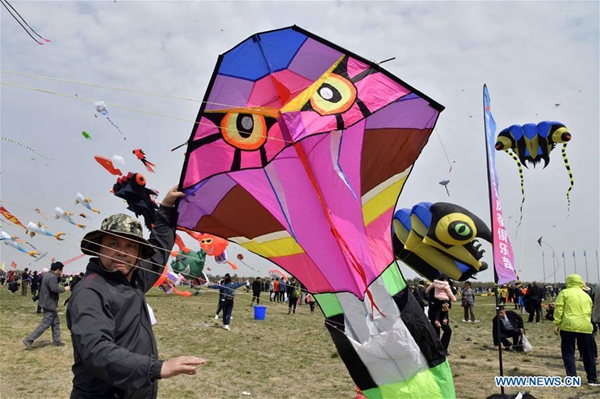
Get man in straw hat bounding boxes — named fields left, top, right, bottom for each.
left=66, top=186, right=205, bottom=398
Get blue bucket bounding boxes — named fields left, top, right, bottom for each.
left=254, top=305, right=267, bottom=320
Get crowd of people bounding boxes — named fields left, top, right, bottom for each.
left=412, top=273, right=600, bottom=387
left=3, top=193, right=598, bottom=397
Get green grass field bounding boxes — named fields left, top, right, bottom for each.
left=1, top=286, right=598, bottom=398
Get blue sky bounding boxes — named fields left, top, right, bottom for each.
left=1, top=1, right=598, bottom=283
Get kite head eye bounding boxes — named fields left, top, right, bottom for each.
left=550, top=125, right=572, bottom=144
left=307, top=73, right=357, bottom=116
left=135, top=173, right=146, bottom=187
left=495, top=136, right=513, bottom=151
left=434, top=213, right=477, bottom=246
left=220, top=112, right=269, bottom=151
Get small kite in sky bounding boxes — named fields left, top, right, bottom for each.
left=112, top=155, right=125, bottom=165
left=94, top=155, right=123, bottom=176
left=82, top=131, right=92, bottom=140
left=75, top=193, right=101, bottom=214
left=133, top=149, right=156, bottom=173
left=1, top=137, right=62, bottom=163
left=439, top=179, right=450, bottom=196
left=1, top=230, right=40, bottom=257
left=94, top=101, right=127, bottom=140
left=26, top=221, right=65, bottom=240
left=1, top=0, right=51, bottom=45
left=54, top=207, right=86, bottom=229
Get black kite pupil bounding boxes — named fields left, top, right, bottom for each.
left=237, top=114, right=254, bottom=138
left=319, top=83, right=341, bottom=103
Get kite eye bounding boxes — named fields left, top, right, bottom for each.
left=135, top=174, right=146, bottom=187
left=434, top=213, right=477, bottom=246
left=449, top=221, right=472, bottom=240
left=220, top=113, right=269, bottom=151
left=308, top=73, right=356, bottom=116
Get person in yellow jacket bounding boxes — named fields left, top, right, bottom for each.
left=554, top=274, right=599, bottom=386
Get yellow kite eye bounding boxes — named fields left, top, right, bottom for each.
left=220, top=113, right=268, bottom=151
left=434, top=213, right=477, bottom=246
left=309, top=74, right=356, bottom=116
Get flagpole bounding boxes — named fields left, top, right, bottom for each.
left=541, top=251, right=546, bottom=283
left=583, top=251, right=589, bottom=283
left=596, top=250, right=600, bottom=283
left=562, top=252, right=567, bottom=283
left=573, top=252, right=577, bottom=275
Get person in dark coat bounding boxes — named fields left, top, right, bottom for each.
left=527, top=281, right=543, bottom=323
left=30, top=270, right=40, bottom=297
left=66, top=186, right=206, bottom=399
left=23, top=262, right=70, bottom=349
left=251, top=277, right=262, bottom=306
left=492, top=306, right=525, bottom=351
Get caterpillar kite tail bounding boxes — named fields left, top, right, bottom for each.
left=76, top=223, right=86, bottom=229
left=506, top=149, right=525, bottom=231
left=105, top=115, right=127, bottom=141
left=28, top=250, right=40, bottom=257
left=562, top=142, right=574, bottom=216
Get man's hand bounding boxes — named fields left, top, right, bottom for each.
left=553, top=325, right=560, bottom=335
left=494, top=346, right=499, bottom=351
left=519, top=328, right=524, bottom=334
left=160, top=356, right=206, bottom=379
left=161, top=186, right=185, bottom=208
left=64, top=286, right=71, bottom=292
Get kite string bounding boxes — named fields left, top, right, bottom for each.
left=0, top=0, right=43, bottom=45
left=1, top=81, right=292, bottom=148
left=434, top=127, right=453, bottom=173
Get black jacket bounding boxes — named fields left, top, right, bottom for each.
left=492, top=311, right=524, bottom=343
left=67, top=206, right=175, bottom=399
left=38, top=272, right=66, bottom=311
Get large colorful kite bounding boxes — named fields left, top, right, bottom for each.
left=495, top=121, right=573, bottom=223
left=392, top=202, right=491, bottom=282
left=176, top=26, right=452, bottom=398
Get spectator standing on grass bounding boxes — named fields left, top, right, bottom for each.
left=425, top=274, right=456, bottom=329
left=30, top=270, right=40, bottom=297
left=528, top=281, right=543, bottom=324
left=461, top=282, right=478, bottom=323
left=305, top=292, right=316, bottom=314
left=251, top=277, right=262, bottom=306
left=23, top=262, right=70, bottom=349
left=214, top=278, right=225, bottom=319
left=287, top=278, right=301, bottom=314
left=66, top=186, right=206, bottom=398
left=208, top=274, right=247, bottom=330
left=492, top=306, right=524, bottom=352
left=273, top=278, right=280, bottom=302
left=554, top=274, right=599, bottom=386
left=426, top=287, right=452, bottom=355
left=21, top=268, right=31, bottom=297
left=279, top=277, right=287, bottom=303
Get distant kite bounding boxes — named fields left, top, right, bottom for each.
left=495, top=121, right=573, bottom=224
left=82, top=131, right=92, bottom=140
left=439, top=180, right=450, bottom=197
left=94, top=101, right=127, bottom=140
left=133, top=149, right=156, bottom=173
left=75, top=193, right=101, bottom=214
left=26, top=221, right=65, bottom=240
left=94, top=155, right=123, bottom=176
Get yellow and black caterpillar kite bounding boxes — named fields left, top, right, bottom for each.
left=495, top=121, right=573, bottom=225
